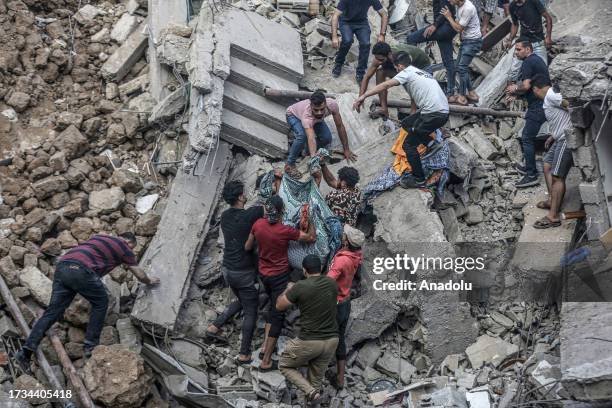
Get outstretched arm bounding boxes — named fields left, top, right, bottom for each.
left=353, top=79, right=400, bottom=111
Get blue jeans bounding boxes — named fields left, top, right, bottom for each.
left=455, top=38, right=483, bottom=95
left=335, top=21, right=371, bottom=77
left=407, top=23, right=457, bottom=95
left=24, top=262, right=109, bottom=352
left=286, top=115, right=332, bottom=166
left=521, top=114, right=546, bottom=178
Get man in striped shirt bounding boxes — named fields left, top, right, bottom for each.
left=15, top=232, right=159, bottom=371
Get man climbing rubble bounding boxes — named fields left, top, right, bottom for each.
left=442, top=0, right=483, bottom=106
left=353, top=52, right=450, bottom=188
left=245, top=196, right=316, bottom=371
left=204, top=181, right=264, bottom=364
left=327, top=225, right=364, bottom=390
left=359, top=42, right=431, bottom=118
left=406, top=0, right=457, bottom=96
left=503, top=0, right=553, bottom=80
left=331, top=0, right=388, bottom=84
left=285, top=90, right=357, bottom=179
left=14, top=233, right=159, bottom=372
left=318, top=165, right=362, bottom=227
left=531, top=74, right=574, bottom=229
left=277, top=255, right=339, bottom=406
left=504, top=38, right=550, bottom=188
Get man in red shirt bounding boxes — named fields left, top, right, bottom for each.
left=327, top=225, right=364, bottom=389
left=245, top=195, right=316, bottom=371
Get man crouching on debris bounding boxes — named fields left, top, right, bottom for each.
left=531, top=74, right=574, bottom=229
left=14, top=233, right=159, bottom=372
left=277, top=255, right=339, bottom=406
left=285, top=90, right=357, bottom=179
left=327, top=225, right=364, bottom=390
left=353, top=51, right=449, bottom=188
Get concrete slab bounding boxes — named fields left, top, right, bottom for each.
left=476, top=49, right=514, bottom=108
left=508, top=168, right=581, bottom=299
left=223, top=81, right=288, bottom=133
left=101, top=23, right=147, bottom=81
left=131, top=143, right=232, bottom=330
left=220, top=9, right=304, bottom=82
left=561, top=302, right=612, bottom=401
left=220, top=109, right=288, bottom=159
left=186, top=8, right=214, bottom=94
left=227, top=56, right=298, bottom=94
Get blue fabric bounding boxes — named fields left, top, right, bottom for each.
left=286, top=115, right=333, bottom=166
left=407, top=24, right=457, bottom=95
left=455, top=38, right=482, bottom=95
left=335, top=21, right=371, bottom=76
left=521, top=116, right=546, bottom=178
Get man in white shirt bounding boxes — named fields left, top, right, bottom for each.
left=531, top=74, right=573, bottom=229
left=353, top=52, right=449, bottom=188
left=441, top=0, right=483, bottom=105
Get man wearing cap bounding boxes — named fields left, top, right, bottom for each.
left=327, top=225, right=364, bottom=389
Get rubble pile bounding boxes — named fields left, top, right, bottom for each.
left=0, top=0, right=171, bottom=405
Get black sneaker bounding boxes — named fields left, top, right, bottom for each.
left=13, top=350, right=32, bottom=374
left=514, top=163, right=528, bottom=175
left=84, top=344, right=96, bottom=358
left=332, top=64, right=342, bottom=78
left=515, top=175, right=539, bottom=188
left=399, top=174, right=426, bottom=189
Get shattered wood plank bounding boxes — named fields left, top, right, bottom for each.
left=481, top=17, right=511, bottom=52
left=101, top=23, right=148, bottom=81
left=131, top=143, right=232, bottom=330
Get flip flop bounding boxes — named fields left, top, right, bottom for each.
left=533, top=216, right=561, bottom=229
left=452, top=96, right=469, bottom=106
left=258, top=360, right=279, bottom=372
left=536, top=201, right=551, bottom=209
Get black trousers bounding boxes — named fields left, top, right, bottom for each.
left=335, top=300, right=351, bottom=360
left=401, top=111, right=449, bottom=180
left=260, top=272, right=290, bottom=338
left=25, top=262, right=108, bottom=352
left=213, top=267, right=259, bottom=355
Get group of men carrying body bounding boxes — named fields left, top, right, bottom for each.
left=11, top=0, right=574, bottom=405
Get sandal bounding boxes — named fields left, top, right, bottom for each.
left=536, top=200, right=551, bottom=210
left=258, top=360, right=278, bottom=372
left=467, top=91, right=480, bottom=103
left=204, top=331, right=229, bottom=345
left=533, top=216, right=561, bottom=229
left=307, top=389, right=322, bottom=404
left=452, top=95, right=469, bottom=106
left=235, top=356, right=253, bottom=366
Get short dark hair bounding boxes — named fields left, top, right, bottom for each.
left=269, top=195, right=284, bottom=213
left=302, top=254, right=322, bottom=274
left=310, top=89, right=326, bottom=106
left=223, top=180, right=244, bottom=205
left=393, top=51, right=412, bottom=67
left=516, top=37, right=533, bottom=50
left=338, top=167, right=360, bottom=188
left=532, top=73, right=552, bottom=89
left=119, top=232, right=137, bottom=245
left=372, top=41, right=391, bottom=56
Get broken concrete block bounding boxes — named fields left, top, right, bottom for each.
left=157, top=33, right=190, bottom=74
left=465, top=205, right=484, bottom=225
left=101, top=23, right=147, bottom=82
left=148, top=86, right=187, bottom=124
left=220, top=109, right=288, bottom=159
left=375, top=352, right=416, bottom=384
left=561, top=302, right=612, bottom=401
left=531, top=360, right=564, bottom=399
left=463, top=127, right=499, bottom=160
left=476, top=49, right=514, bottom=108
left=118, top=75, right=149, bottom=99
left=186, top=10, right=214, bottom=93
left=465, top=335, right=519, bottom=369
left=440, top=354, right=461, bottom=375
left=19, top=266, right=52, bottom=307
left=251, top=369, right=287, bottom=403
left=428, top=386, right=468, bottom=408
left=116, top=318, right=142, bottom=353
left=111, top=13, right=140, bottom=43
left=345, top=294, right=400, bottom=349
left=75, top=4, right=104, bottom=24
left=356, top=341, right=382, bottom=369
left=466, top=388, right=491, bottom=408
left=0, top=314, right=19, bottom=337
left=447, top=137, right=478, bottom=179
left=89, top=187, right=125, bottom=214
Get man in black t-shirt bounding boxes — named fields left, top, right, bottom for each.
left=205, top=180, right=264, bottom=364
left=331, top=0, right=388, bottom=84
left=503, top=0, right=552, bottom=81
left=504, top=38, right=550, bottom=188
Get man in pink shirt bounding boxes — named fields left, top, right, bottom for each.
left=285, top=90, right=357, bottom=178
left=327, top=224, right=364, bottom=389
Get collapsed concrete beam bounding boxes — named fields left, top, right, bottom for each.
left=475, top=49, right=515, bottom=108
left=228, top=57, right=298, bottom=95
left=187, top=7, right=215, bottom=93
left=131, top=143, right=232, bottom=330
left=101, top=23, right=148, bottom=82
left=561, top=302, right=612, bottom=401
left=481, top=17, right=511, bottom=52
left=148, top=86, right=187, bottom=124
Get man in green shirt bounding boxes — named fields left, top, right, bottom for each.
left=359, top=41, right=431, bottom=118
left=276, top=255, right=339, bottom=405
